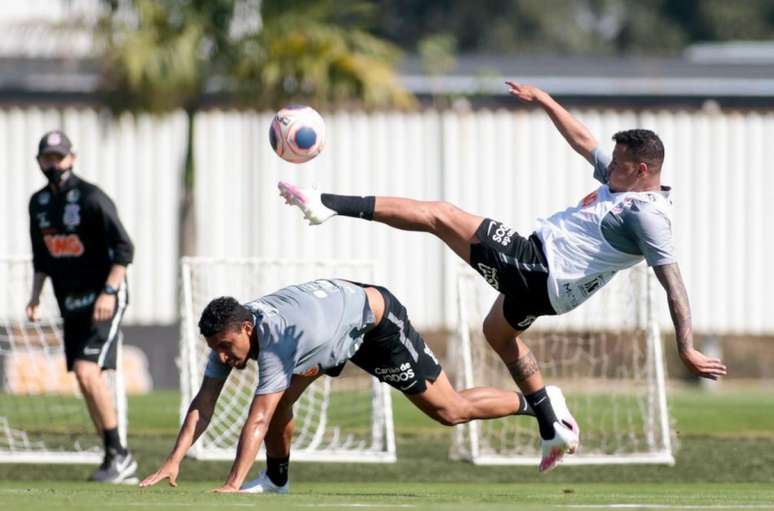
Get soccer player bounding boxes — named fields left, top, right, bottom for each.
left=26, top=130, right=137, bottom=483
left=140, top=279, right=575, bottom=493
left=277, top=81, right=728, bottom=470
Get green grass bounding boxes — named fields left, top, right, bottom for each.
left=2, top=482, right=774, bottom=511
left=1, top=387, right=773, bottom=510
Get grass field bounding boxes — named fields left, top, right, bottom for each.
left=2, top=387, right=774, bottom=510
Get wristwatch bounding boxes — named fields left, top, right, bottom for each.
left=103, top=284, right=118, bottom=296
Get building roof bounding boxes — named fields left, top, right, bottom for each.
left=398, top=53, right=774, bottom=100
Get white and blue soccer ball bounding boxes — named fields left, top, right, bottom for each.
left=269, top=105, right=326, bottom=164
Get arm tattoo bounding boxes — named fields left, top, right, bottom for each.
left=506, top=351, right=540, bottom=384
left=653, top=263, right=693, bottom=353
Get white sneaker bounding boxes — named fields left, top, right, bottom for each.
left=90, top=450, right=139, bottom=484
left=239, top=470, right=289, bottom=494
left=539, top=386, right=580, bottom=473
left=278, top=181, right=337, bottom=225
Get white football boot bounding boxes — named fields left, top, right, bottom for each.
left=539, top=385, right=580, bottom=473
left=240, top=470, right=289, bottom=494
left=278, top=181, right=337, bottom=225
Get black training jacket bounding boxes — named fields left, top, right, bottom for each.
left=28, top=173, right=134, bottom=316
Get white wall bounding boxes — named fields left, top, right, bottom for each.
left=2, top=106, right=772, bottom=334
left=0, top=107, right=186, bottom=324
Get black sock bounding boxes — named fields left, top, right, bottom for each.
left=103, top=427, right=126, bottom=457
left=514, top=392, right=536, bottom=417
left=266, top=455, right=289, bottom=487
left=320, top=193, right=375, bottom=220
left=525, top=388, right=558, bottom=440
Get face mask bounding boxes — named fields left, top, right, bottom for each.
left=42, top=165, right=72, bottom=186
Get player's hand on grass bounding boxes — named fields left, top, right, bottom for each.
left=505, top=81, right=544, bottom=103
left=25, top=300, right=40, bottom=322
left=210, top=484, right=240, bottom=493
left=139, top=461, right=180, bottom=488
left=679, top=348, right=727, bottom=380
left=93, top=292, right=116, bottom=322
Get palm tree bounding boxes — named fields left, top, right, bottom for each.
left=232, top=0, right=415, bottom=110
left=94, top=0, right=414, bottom=257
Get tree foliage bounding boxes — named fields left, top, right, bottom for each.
left=371, top=0, right=774, bottom=56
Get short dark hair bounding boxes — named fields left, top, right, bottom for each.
left=612, top=129, right=664, bottom=169
left=198, top=296, right=253, bottom=338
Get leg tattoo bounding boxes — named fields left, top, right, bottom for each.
left=507, top=351, right=540, bottom=384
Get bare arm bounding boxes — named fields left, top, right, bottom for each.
left=653, top=263, right=727, bottom=380
left=25, top=272, right=48, bottom=321
left=213, top=390, right=284, bottom=492
left=139, top=376, right=226, bottom=487
left=505, top=81, right=598, bottom=162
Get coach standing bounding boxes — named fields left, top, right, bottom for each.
left=25, top=130, right=137, bottom=484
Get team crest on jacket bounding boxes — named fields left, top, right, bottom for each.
left=63, top=204, right=81, bottom=227
left=66, top=189, right=80, bottom=203
left=37, top=192, right=51, bottom=205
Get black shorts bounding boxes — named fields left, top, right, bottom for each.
left=469, top=218, right=557, bottom=331
left=349, top=286, right=442, bottom=395
left=62, top=290, right=127, bottom=372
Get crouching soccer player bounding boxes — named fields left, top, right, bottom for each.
left=140, top=279, right=577, bottom=493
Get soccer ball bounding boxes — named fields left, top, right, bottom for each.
left=269, top=105, right=326, bottom=163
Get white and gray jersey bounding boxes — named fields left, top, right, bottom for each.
left=535, top=147, right=675, bottom=314
left=204, top=279, right=375, bottom=395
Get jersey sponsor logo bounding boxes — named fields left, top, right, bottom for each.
left=490, top=222, right=516, bottom=246
left=63, top=204, right=81, bottom=227
left=64, top=291, right=97, bottom=312
left=580, top=191, right=598, bottom=207
left=477, top=263, right=499, bottom=290
left=66, top=189, right=81, bottom=203
left=44, top=234, right=84, bottom=257
left=374, top=362, right=415, bottom=383
left=37, top=192, right=51, bottom=205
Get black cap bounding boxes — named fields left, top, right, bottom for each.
left=37, top=130, right=73, bottom=156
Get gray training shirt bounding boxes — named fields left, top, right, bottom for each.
left=591, top=148, right=676, bottom=267
left=204, top=279, right=375, bottom=395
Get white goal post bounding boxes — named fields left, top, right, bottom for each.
left=179, top=257, right=396, bottom=463
left=0, top=256, right=127, bottom=464
left=450, top=264, right=675, bottom=465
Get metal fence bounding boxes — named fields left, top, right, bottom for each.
left=1, top=106, right=772, bottom=333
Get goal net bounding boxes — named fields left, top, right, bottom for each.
left=450, top=264, right=675, bottom=465
left=179, top=257, right=396, bottom=463
left=0, top=256, right=127, bottom=463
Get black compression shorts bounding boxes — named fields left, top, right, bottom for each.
left=349, top=285, right=442, bottom=395
left=469, top=218, right=557, bottom=330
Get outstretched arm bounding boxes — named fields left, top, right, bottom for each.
left=505, top=81, right=598, bottom=163
left=652, top=263, right=727, bottom=380
left=212, top=390, right=285, bottom=492
left=140, top=376, right=226, bottom=488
